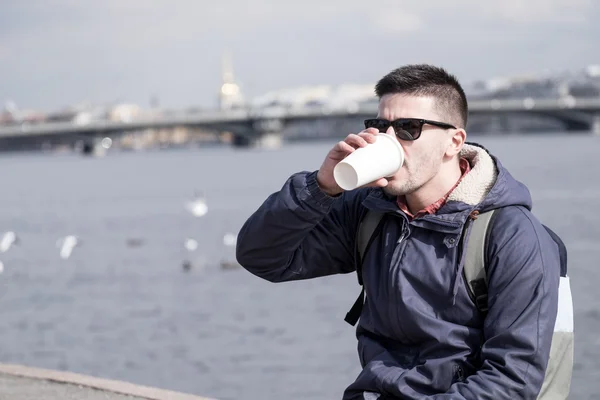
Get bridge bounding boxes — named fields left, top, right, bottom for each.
left=0, top=97, right=599, bottom=153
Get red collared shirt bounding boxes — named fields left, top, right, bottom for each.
left=397, top=157, right=471, bottom=220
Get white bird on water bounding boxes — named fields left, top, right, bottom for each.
left=0, top=231, right=18, bottom=253
left=57, top=235, right=79, bottom=260
left=184, top=238, right=198, bottom=251
left=220, top=233, right=240, bottom=270
left=223, top=233, right=237, bottom=247
left=185, top=192, right=208, bottom=217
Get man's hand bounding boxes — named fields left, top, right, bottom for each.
left=316, top=128, right=389, bottom=196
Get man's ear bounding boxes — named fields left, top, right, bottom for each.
left=446, top=129, right=466, bottom=157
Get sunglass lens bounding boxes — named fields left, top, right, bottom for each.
left=364, top=119, right=389, bottom=132
left=393, top=120, right=422, bottom=141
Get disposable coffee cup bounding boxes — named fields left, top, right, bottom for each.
left=333, top=133, right=404, bottom=191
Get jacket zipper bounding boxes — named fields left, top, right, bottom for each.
left=388, top=213, right=411, bottom=341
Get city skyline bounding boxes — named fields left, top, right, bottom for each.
left=1, top=0, right=599, bottom=112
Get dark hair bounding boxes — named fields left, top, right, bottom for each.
left=374, top=64, right=468, bottom=128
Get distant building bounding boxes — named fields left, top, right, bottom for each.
left=0, top=101, right=46, bottom=125
left=249, top=83, right=376, bottom=112
left=109, top=103, right=141, bottom=122
left=466, top=64, right=600, bottom=101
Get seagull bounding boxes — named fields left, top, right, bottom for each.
left=184, top=238, right=198, bottom=251
left=220, top=233, right=240, bottom=270
left=0, top=231, right=19, bottom=253
left=185, top=192, right=208, bottom=217
left=223, top=233, right=237, bottom=247
left=57, top=235, right=80, bottom=260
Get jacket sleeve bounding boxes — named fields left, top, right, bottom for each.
left=236, top=170, right=361, bottom=282
left=431, top=206, right=560, bottom=400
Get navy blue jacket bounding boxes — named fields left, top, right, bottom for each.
left=236, top=144, right=560, bottom=399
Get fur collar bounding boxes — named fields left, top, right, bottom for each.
left=447, top=144, right=498, bottom=206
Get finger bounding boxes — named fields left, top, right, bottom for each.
left=332, top=140, right=356, bottom=156
left=362, top=127, right=380, bottom=135
left=344, top=133, right=369, bottom=148
left=357, top=131, right=378, bottom=144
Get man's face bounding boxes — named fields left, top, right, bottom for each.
left=376, top=94, right=454, bottom=196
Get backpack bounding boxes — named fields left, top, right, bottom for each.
left=346, top=208, right=574, bottom=400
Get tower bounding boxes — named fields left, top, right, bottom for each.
left=218, top=52, right=244, bottom=110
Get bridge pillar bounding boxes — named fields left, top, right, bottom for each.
left=256, top=131, right=283, bottom=149
left=231, top=131, right=283, bottom=149
left=593, top=114, right=600, bottom=136
left=252, top=118, right=283, bottom=149
left=77, top=137, right=111, bottom=156
left=230, top=118, right=284, bottom=149
left=231, top=134, right=254, bottom=148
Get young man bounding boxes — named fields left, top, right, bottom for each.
left=236, top=64, right=561, bottom=399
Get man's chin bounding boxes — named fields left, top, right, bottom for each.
left=382, top=184, right=403, bottom=197
left=383, top=177, right=415, bottom=197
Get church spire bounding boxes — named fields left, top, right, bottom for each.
left=222, top=51, right=234, bottom=84
left=218, top=52, right=244, bottom=110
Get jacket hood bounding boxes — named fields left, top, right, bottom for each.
left=450, top=142, right=532, bottom=213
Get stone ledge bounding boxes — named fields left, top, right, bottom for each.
left=0, top=363, right=217, bottom=400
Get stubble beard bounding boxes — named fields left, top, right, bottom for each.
left=383, top=176, right=420, bottom=197
left=382, top=152, right=443, bottom=197
left=382, top=162, right=420, bottom=197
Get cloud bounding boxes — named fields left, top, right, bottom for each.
left=361, top=0, right=596, bottom=36
left=0, top=0, right=598, bottom=111
left=371, top=9, right=423, bottom=33
left=479, top=0, right=595, bottom=24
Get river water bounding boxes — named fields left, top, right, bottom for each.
left=0, top=134, right=598, bottom=399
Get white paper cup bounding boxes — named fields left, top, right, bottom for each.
left=333, top=133, right=404, bottom=191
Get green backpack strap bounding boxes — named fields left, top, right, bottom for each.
left=344, top=210, right=384, bottom=326
left=463, top=209, right=496, bottom=314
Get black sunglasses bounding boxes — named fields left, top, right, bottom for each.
left=364, top=118, right=456, bottom=141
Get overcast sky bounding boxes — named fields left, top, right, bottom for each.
left=1, top=0, right=598, bottom=112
